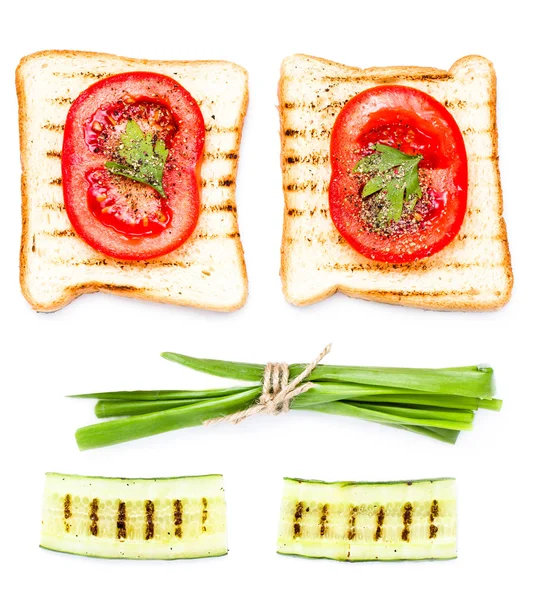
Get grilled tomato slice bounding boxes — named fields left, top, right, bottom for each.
left=62, top=72, right=204, bottom=260
left=329, top=85, right=467, bottom=263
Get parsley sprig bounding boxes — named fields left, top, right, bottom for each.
left=353, top=144, right=423, bottom=225
left=106, top=120, right=169, bottom=198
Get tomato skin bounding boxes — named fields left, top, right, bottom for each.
left=329, top=86, right=468, bottom=263
left=62, top=72, right=205, bottom=260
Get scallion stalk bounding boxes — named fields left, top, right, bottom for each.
left=73, top=351, right=502, bottom=450
left=76, top=388, right=261, bottom=451
left=161, top=353, right=495, bottom=398
left=70, top=386, right=254, bottom=401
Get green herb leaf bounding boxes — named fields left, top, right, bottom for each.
left=354, top=144, right=423, bottom=224
left=105, top=120, right=169, bottom=198
left=362, top=174, right=386, bottom=197
left=385, top=178, right=405, bottom=223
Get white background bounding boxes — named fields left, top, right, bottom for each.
left=1, top=1, right=535, bottom=598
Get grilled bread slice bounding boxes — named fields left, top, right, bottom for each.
left=17, top=50, right=248, bottom=312
left=279, top=54, right=512, bottom=311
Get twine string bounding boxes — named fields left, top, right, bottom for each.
left=203, top=344, right=332, bottom=426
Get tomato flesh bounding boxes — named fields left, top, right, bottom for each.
left=86, top=169, right=171, bottom=237
left=329, top=86, right=467, bottom=263
left=62, top=72, right=205, bottom=260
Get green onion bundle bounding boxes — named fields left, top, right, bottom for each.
left=73, top=351, right=501, bottom=450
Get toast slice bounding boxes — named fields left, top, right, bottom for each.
left=279, top=55, right=513, bottom=310
left=17, top=50, right=249, bottom=312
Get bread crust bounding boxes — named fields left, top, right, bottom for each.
left=17, top=50, right=249, bottom=312
left=279, top=54, right=513, bottom=311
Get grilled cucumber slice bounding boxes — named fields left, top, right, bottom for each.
left=278, top=477, right=456, bottom=561
left=41, top=473, right=227, bottom=559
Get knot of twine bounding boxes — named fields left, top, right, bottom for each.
left=204, top=344, right=332, bottom=426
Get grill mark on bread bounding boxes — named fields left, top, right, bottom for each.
left=70, top=259, right=186, bottom=269
left=203, top=151, right=239, bottom=161
left=284, top=127, right=331, bottom=139
left=367, top=289, right=483, bottom=298
left=194, top=231, right=240, bottom=240
left=43, top=149, right=239, bottom=167
left=286, top=207, right=329, bottom=217
left=40, top=229, right=76, bottom=238
left=463, top=127, right=490, bottom=136
left=39, top=201, right=237, bottom=214
left=154, top=260, right=192, bottom=268
left=39, top=202, right=66, bottom=211
left=284, top=153, right=329, bottom=165
left=319, top=72, right=452, bottom=83
left=202, top=202, right=237, bottom=213
left=444, top=99, right=485, bottom=110
left=42, top=122, right=65, bottom=132
left=42, top=131, right=240, bottom=150
left=50, top=96, right=74, bottom=105
left=49, top=177, right=62, bottom=186
left=456, top=233, right=504, bottom=242
left=283, top=150, right=492, bottom=167
left=285, top=182, right=329, bottom=193
left=43, top=230, right=239, bottom=243
left=59, top=267, right=152, bottom=288
left=45, top=149, right=237, bottom=163
left=205, top=124, right=238, bottom=134
left=201, top=177, right=235, bottom=188
left=471, top=154, right=498, bottom=161
left=282, top=99, right=485, bottom=112
left=282, top=100, right=346, bottom=111
left=45, top=150, right=238, bottom=169
left=52, top=71, right=114, bottom=79
left=285, top=232, right=504, bottom=246
left=323, top=261, right=503, bottom=273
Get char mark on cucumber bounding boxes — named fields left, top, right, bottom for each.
left=319, top=504, right=329, bottom=537
left=173, top=499, right=183, bottom=538
left=117, top=501, right=127, bottom=540
left=145, top=501, right=155, bottom=541
left=89, top=498, right=99, bottom=536
left=293, top=501, right=304, bottom=538
left=401, top=502, right=413, bottom=542
left=347, top=506, right=358, bottom=541
left=201, top=498, right=208, bottom=533
left=374, top=506, right=385, bottom=542
left=63, top=494, right=72, bottom=533
left=429, top=499, right=440, bottom=539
